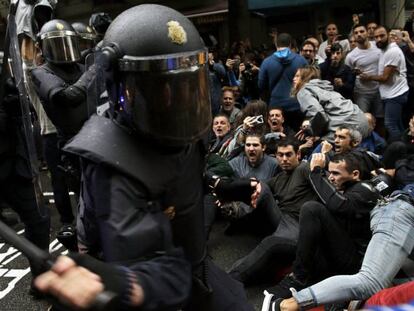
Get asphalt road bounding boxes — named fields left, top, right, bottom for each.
left=0, top=172, right=266, bottom=310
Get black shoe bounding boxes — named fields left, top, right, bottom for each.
left=261, top=290, right=284, bottom=311
left=267, top=273, right=307, bottom=299
left=0, top=210, right=19, bottom=226
left=57, top=224, right=78, bottom=251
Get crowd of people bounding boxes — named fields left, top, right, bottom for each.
left=1, top=1, right=414, bottom=310
left=206, top=12, right=414, bottom=311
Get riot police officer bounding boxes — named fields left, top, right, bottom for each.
left=0, top=73, right=50, bottom=285
left=32, top=19, right=95, bottom=142
left=35, top=4, right=254, bottom=311
left=31, top=19, right=96, bottom=247
left=71, top=22, right=97, bottom=63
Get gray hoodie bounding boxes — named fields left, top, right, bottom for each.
left=297, top=79, right=369, bottom=142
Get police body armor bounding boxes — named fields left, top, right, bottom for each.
left=65, top=114, right=254, bottom=311
left=66, top=3, right=254, bottom=310
left=31, top=62, right=88, bottom=139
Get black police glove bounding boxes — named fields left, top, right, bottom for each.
left=214, top=178, right=255, bottom=204
left=73, top=65, right=96, bottom=91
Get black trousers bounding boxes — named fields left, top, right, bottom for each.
left=292, top=201, right=363, bottom=283
left=0, top=169, right=50, bottom=254
left=43, top=133, right=74, bottom=224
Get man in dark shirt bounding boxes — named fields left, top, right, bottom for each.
left=226, top=139, right=318, bottom=283
left=319, top=43, right=355, bottom=99
left=268, top=152, right=380, bottom=299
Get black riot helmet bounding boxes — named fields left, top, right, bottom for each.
left=101, top=4, right=211, bottom=146
left=89, top=12, right=112, bottom=40
left=71, top=22, right=97, bottom=52
left=39, top=19, right=81, bottom=64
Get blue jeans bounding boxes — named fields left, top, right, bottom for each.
left=383, top=91, right=409, bottom=142
left=293, top=197, right=414, bottom=308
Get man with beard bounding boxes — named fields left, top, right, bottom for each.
left=229, top=133, right=279, bottom=180
left=218, top=133, right=279, bottom=222
left=360, top=26, right=409, bottom=142
left=320, top=43, right=355, bottom=99
left=345, top=25, right=383, bottom=120
left=220, top=139, right=318, bottom=284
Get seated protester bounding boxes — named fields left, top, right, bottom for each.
left=206, top=133, right=279, bottom=232
left=209, top=114, right=233, bottom=155
left=221, top=139, right=319, bottom=284
left=270, top=173, right=414, bottom=311
left=319, top=43, right=355, bottom=100
left=224, top=99, right=268, bottom=159
left=229, top=133, right=279, bottom=180
left=267, top=107, right=295, bottom=138
left=292, top=65, right=369, bottom=143
left=219, top=87, right=241, bottom=127
left=265, top=107, right=296, bottom=155
left=313, top=126, right=382, bottom=180
left=360, top=112, right=387, bottom=155
left=266, top=152, right=380, bottom=299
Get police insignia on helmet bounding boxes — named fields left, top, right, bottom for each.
left=167, top=20, right=187, bottom=45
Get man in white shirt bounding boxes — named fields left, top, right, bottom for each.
left=318, top=23, right=350, bottom=60
left=360, top=26, right=409, bottom=142
left=345, top=24, right=383, bottom=120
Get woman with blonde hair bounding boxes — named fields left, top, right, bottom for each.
left=292, top=66, right=368, bottom=142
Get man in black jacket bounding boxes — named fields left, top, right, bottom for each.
left=268, top=151, right=380, bottom=298
left=319, top=43, right=355, bottom=100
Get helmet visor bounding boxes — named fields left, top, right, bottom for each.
left=41, top=31, right=81, bottom=63
left=117, top=50, right=211, bottom=144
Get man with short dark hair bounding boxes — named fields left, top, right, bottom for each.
left=268, top=152, right=380, bottom=299
left=259, top=33, right=307, bottom=130
left=227, top=139, right=318, bottom=283
left=360, top=26, right=409, bottom=142
left=319, top=43, right=355, bottom=99
left=229, top=133, right=279, bottom=180
left=300, top=40, right=318, bottom=65
left=206, top=133, right=279, bottom=233
left=345, top=24, right=383, bottom=120
left=367, top=22, right=378, bottom=41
